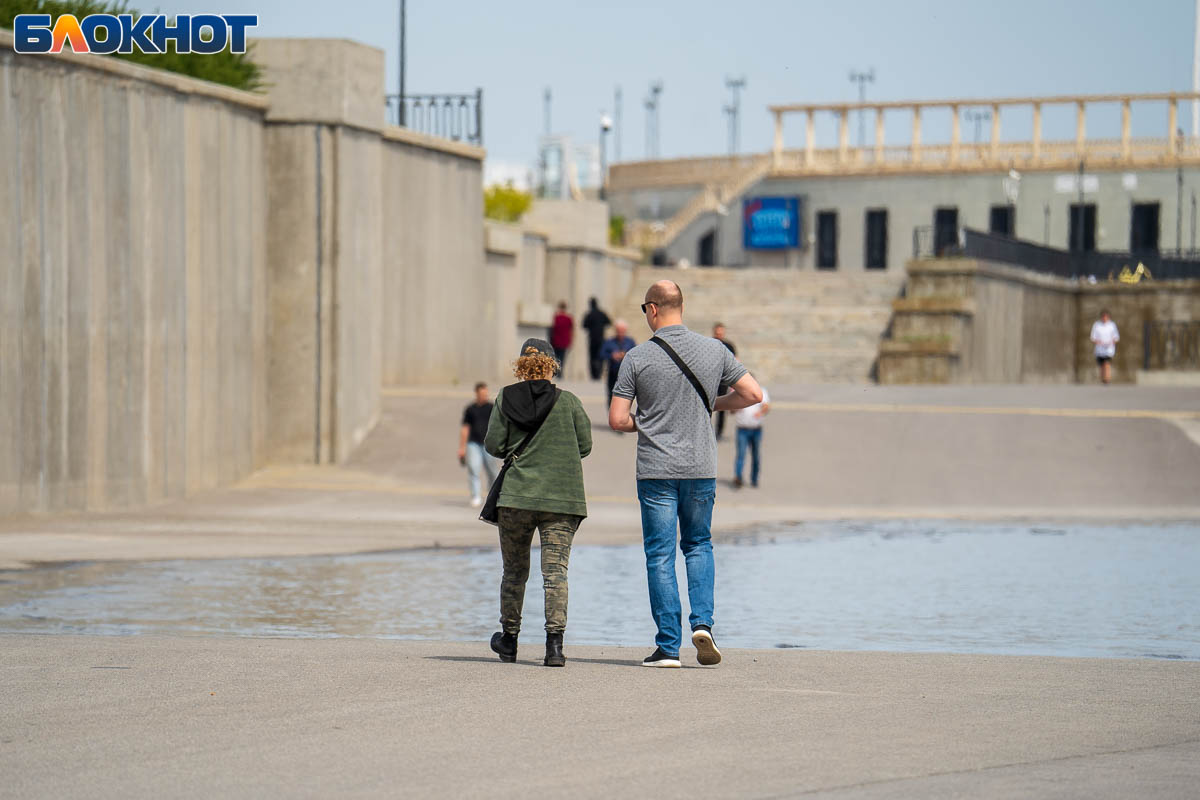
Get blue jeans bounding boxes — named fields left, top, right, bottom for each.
left=636, top=478, right=716, bottom=657
left=735, top=427, right=762, bottom=485
left=466, top=441, right=498, bottom=499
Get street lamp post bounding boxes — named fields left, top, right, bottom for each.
left=398, top=0, right=406, bottom=126
left=724, top=76, right=746, bottom=155
left=964, top=108, right=992, bottom=144
left=848, top=68, right=875, bottom=147
left=599, top=113, right=613, bottom=200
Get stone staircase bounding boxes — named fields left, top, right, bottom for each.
left=623, top=268, right=905, bottom=383
left=628, top=157, right=771, bottom=250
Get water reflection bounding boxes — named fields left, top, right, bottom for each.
left=1, top=521, right=1197, bottom=660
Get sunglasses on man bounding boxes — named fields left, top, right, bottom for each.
left=640, top=302, right=657, bottom=313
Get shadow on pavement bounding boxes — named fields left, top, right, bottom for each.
left=423, top=654, right=646, bottom=668
left=423, top=655, right=540, bottom=667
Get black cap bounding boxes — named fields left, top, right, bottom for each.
left=519, top=338, right=560, bottom=374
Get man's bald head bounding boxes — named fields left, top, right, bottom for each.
left=645, top=280, right=683, bottom=311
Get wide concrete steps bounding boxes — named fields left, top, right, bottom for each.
left=631, top=267, right=903, bottom=384
left=740, top=347, right=880, bottom=383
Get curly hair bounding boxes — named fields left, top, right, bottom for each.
left=513, top=347, right=560, bottom=381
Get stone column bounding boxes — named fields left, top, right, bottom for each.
left=874, top=107, right=885, bottom=163
left=1121, top=98, right=1131, bottom=159
left=950, top=104, right=960, bottom=164
left=1169, top=98, right=1179, bottom=150
left=1032, top=102, right=1042, bottom=162
left=1075, top=101, right=1086, bottom=156
left=990, top=104, right=1000, bottom=162
left=773, top=111, right=784, bottom=167
left=838, top=109, right=849, bottom=163
left=911, top=106, right=922, bottom=164
left=805, top=110, right=815, bottom=166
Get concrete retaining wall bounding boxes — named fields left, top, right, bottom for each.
left=1, top=32, right=641, bottom=514
left=0, top=39, right=269, bottom=513
left=382, top=133, right=485, bottom=386
left=879, top=257, right=1200, bottom=384
left=0, top=33, right=492, bottom=514
left=484, top=219, right=636, bottom=385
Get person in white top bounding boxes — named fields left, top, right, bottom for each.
left=1090, top=309, right=1120, bottom=385
left=732, top=386, right=770, bottom=488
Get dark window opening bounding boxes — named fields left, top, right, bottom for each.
left=934, top=207, right=959, bottom=255
left=816, top=211, right=838, bottom=269
left=989, top=205, right=1015, bottom=237
left=865, top=209, right=888, bottom=269
left=1069, top=203, right=1097, bottom=253
left=698, top=229, right=716, bottom=266
left=1130, top=203, right=1160, bottom=253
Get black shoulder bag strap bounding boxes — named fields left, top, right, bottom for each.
left=479, top=389, right=561, bottom=526
left=650, top=337, right=712, bottom=413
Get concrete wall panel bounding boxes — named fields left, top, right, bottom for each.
left=381, top=139, right=485, bottom=387
left=0, top=49, right=269, bottom=514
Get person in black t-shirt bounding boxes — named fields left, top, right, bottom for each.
left=459, top=382, right=499, bottom=507
left=712, top=323, right=737, bottom=440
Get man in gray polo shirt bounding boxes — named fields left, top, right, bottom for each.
left=609, top=280, right=763, bottom=668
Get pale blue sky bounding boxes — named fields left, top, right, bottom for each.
left=148, top=0, right=1198, bottom=166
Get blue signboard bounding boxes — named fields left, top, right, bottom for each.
left=743, top=196, right=800, bottom=249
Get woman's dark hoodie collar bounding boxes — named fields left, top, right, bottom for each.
left=501, top=380, right=559, bottom=431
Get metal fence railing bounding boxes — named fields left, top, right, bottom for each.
left=940, top=228, right=1200, bottom=281
left=959, top=229, right=1076, bottom=277
left=385, top=89, right=483, bottom=146
left=1144, top=321, right=1200, bottom=370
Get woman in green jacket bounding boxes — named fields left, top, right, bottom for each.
left=485, top=338, right=592, bottom=667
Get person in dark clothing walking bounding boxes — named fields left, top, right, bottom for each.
left=485, top=339, right=592, bottom=667
left=599, top=319, right=636, bottom=406
left=712, top=323, right=737, bottom=440
left=581, top=297, right=612, bottom=380
left=549, top=301, right=574, bottom=369
left=458, top=382, right=498, bottom=507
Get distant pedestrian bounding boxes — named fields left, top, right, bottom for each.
left=581, top=297, right=612, bottom=380
left=609, top=281, right=762, bottom=668
left=1090, top=309, right=1120, bottom=384
left=458, top=382, right=499, bottom=507
left=712, top=323, right=737, bottom=440
left=550, top=301, right=574, bottom=369
left=599, top=319, right=636, bottom=407
left=485, top=340, right=592, bottom=667
left=732, top=386, right=770, bottom=489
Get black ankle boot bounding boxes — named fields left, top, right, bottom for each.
left=490, top=631, right=517, bottom=663
left=544, top=632, right=565, bottom=667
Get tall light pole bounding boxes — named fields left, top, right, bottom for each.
left=848, top=68, right=875, bottom=147
left=614, top=86, right=622, bottom=163
left=645, top=80, right=663, bottom=159
left=724, top=76, right=746, bottom=155
left=599, top=113, right=613, bottom=199
left=964, top=108, right=992, bottom=144
left=398, top=0, right=406, bottom=126
left=1193, top=0, right=1199, bottom=138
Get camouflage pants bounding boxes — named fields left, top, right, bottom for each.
left=497, top=507, right=581, bottom=635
